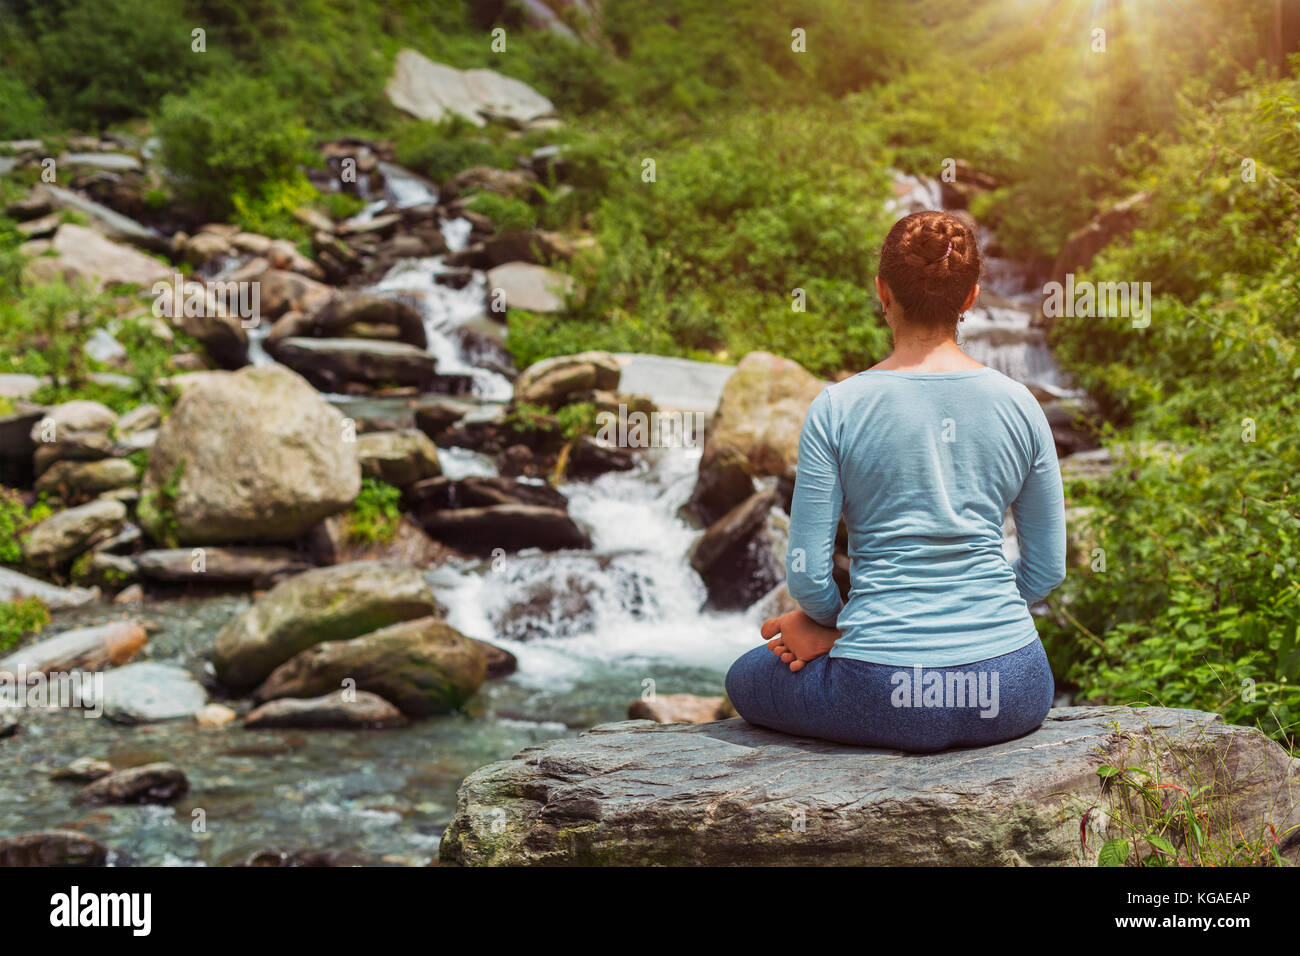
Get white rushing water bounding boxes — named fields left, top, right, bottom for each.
left=432, top=446, right=767, bottom=697
left=371, top=253, right=512, bottom=401
left=316, top=165, right=768, bottom=694
left=232, top=159, right=511, bottom=397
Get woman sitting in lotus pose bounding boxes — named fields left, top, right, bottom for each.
left=725, top=210, right=1066, bottom=752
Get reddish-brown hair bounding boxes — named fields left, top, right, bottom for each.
left=877, top=210, right=981, bottom=334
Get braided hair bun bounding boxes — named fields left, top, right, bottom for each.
left=877, top=211, right=981, bottom=333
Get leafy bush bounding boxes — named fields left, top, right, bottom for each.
left=0, top=258, right=192, bottom=414
left=318, top=191, right=367, bottom=221
left=466, top=192, right=537, bottom=232
left=393, top=120, right=517, bottom=184
left=111, top=316, right=196, bottom=413
left=12, top=0, right=199, bottom=129
left=1083, top=755, right=1297, bottom=867
left=502, top=29, right=619, bottom=113
left=231, top=174, right=319, bottom=242
left=155, top=73, right=314, bottom=220
left=555, top=402, right=599, bottom=441
left=508, top=106, right=894, bottom=377
left=0, top=69, right=47, bottom=139
left=0, top=275, right=108, bottom=394
left=1041, top=76, right=1300, bottom=748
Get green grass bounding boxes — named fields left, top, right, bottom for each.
left=1081, top=722, right=1300, bottom=866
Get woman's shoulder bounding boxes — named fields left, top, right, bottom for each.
left=825, top=366, right=1042, bottom=413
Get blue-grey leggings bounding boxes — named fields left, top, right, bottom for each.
left=725, top=638, right=1054, bottom=752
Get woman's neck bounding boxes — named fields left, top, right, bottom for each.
left=871, top=327, right=984, bottom=373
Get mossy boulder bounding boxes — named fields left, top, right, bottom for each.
left=20, top=498, right=126, bottom=569
left=212, top=561, right=443, bottom=690
left=253, top=616, right=486, bottom=717
left=699, top=351, right=824, bottom=483
left=689, top=351, right=824, bottom=523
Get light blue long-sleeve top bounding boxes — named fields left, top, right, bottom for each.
left=785, top=367, right=1067, bottom=667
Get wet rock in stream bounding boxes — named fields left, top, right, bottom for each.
left=76, top=762, right=189, bottom=806
left=244, top=690, right=408, bottom=730
left=212, top=560, right=443, bottom=691
left=253, top=616, right=486, bottom=717
left=0, top=830, right=109, bottom=867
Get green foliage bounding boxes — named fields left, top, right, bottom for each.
left=0, top=596, right=49, bottom=653
left=231, top=174, right=319, bottom=242
left=140, top=459, right=186, bottom=548
left=466, top=192, right=538, bottom=232
left=500, top=29, right=618, bottom=114
left=0, top=274, right=107, bottom=393
left=555, top=402, right=599, bottom=442
left=863, top=0, right=1272, bottom=257
left=504, top=401, right=560, bottom=436
left=393, top=120, right=517, bottom=184
left=0, top=251, right=193, bottom=414
left=318, top=191, right=366, bottom=221
left=344, top=478, right=403, bottom=545
left=504, top=400, right=597, bottom=446
left=1042, top=76, right=1300, bottom=748
left=587, top=0, right=914, bottom=116
left=2, top=0, right=198, bottom=129
left=155, top=73, right=315, bottom=220
left=0, top=68, right=48, bottom=138
left=111, top=316, right=194, bottom=413
left=170, top=0, right=424, bottom=131
left=1085, top=758, right=1297, bottom=866
left=0, top=488, right=52, bottom=565
left=509, top=107, right=894, bottom=376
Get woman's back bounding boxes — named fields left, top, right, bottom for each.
left=786, top=366, right=1066, bottom=667
left=727, top=209, right=1064, bottom=751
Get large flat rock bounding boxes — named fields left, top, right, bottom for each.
left=0, top=567, right=99, bottom=610
left=612, top=353, right=736, bottom=415
left=275, top=337, right=438, bottom=391
left=386, top=50, right=554, bottom=127
left=24, top=223, right=172, bottom=290
left=440, top=707, right=1300, bottom=866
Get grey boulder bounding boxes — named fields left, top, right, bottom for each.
left=243, top=690, right=408, bottom=730
left=137, top=366, right=360, bottom=545
left=440, top=707, right=1300, bottom=866
left=93, top=661, right=208, bottom=724
left=212, top=560, right=443, bottom=690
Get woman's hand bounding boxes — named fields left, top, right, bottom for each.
left=762, top=609, right=841, bottom=673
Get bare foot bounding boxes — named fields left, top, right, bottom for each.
left=762, top=610, right=840, bottom=672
